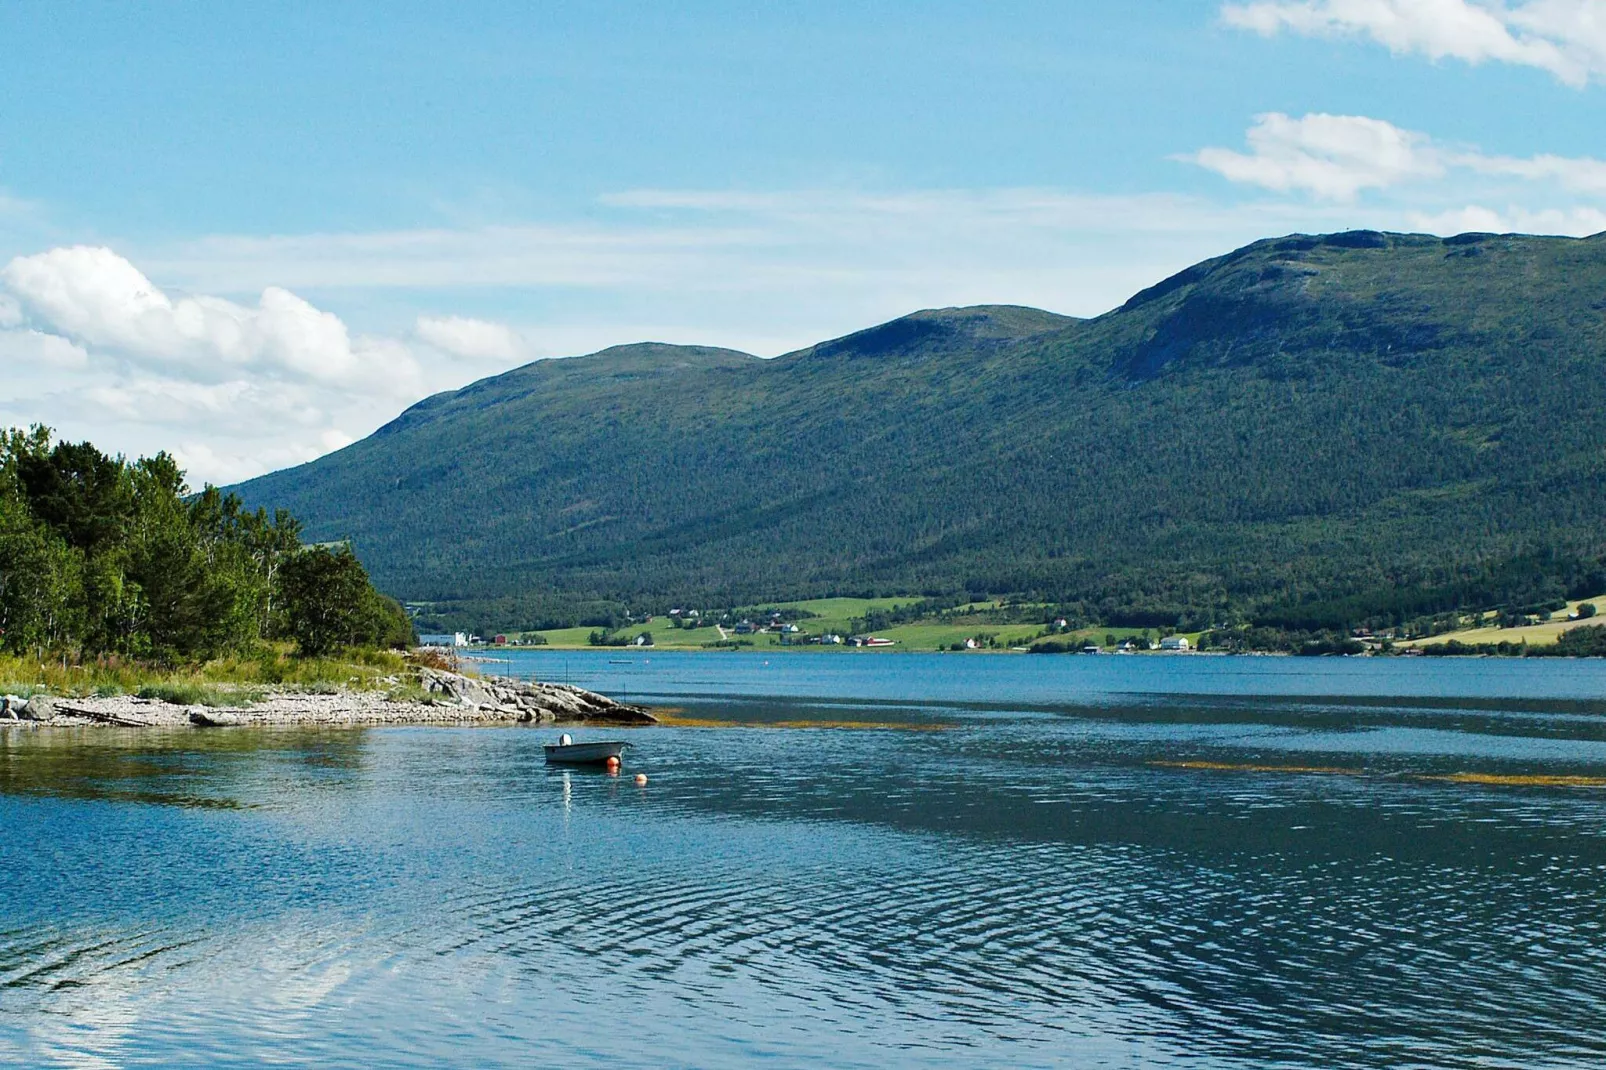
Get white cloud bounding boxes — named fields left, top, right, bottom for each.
left=0, top=247, right=503, bottom=484
left=1406, top=202, right=1606, bottom=234
left=2, top=246, right=420, bottom=393
left=1463, top=151, right=1606, bottom=192
left=0, top=327, right=91, bottom=372
left=1188, top=113, right=1444, bottom=200
left=1191, top=112, right=1606, bottom=211
left=415, top=314, right=523, bottom=362
left=1222, top=0, right=1606, bottom=86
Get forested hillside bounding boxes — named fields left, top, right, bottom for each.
left=231, top=230, right=1606, bottom=634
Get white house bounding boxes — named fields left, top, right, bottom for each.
left=1159, top=635, right=1190, bottom=651
left=418, top=632, right=468, bottom=648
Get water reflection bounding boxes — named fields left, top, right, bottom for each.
left=0, top=726, right=371, bottom=809
left=2, top=679, right=1606, bottom=1068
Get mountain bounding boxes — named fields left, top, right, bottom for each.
left=232, top=231, right=1606, bottom=632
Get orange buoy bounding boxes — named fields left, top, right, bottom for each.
left=634, top=773, right=648, bottom=786
left=605, top=755, right=621, bottom=774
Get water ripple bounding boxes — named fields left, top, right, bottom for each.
left=4, top=676, right=1606, bottom=1067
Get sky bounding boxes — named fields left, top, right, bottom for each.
left=2, top=0, right=1604, bottom=484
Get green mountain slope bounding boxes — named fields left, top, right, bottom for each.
left=232, top=231, right=1606, bottom=630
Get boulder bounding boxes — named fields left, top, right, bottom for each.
left=416, top=669, right=654, bottom=724
left=420, top=668, right=497, bottom=708
left=189, top=708, right=241, bottom=727
left=2, top=694, right=36, bottom=720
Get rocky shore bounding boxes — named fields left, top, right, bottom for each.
left=0, top=670, right=656, bottom=730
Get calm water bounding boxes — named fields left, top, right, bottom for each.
left=5, top=653, right=1606, bottom=1068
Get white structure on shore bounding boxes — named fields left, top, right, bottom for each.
left=419, top=632, right=469, bottom=648
left=1159, top=636, right=1190, bottom=651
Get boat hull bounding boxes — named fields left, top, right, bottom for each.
left=543, top=741, right=630, bottom=765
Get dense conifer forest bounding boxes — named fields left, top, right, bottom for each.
left=230, top=230, right=1606, bottom=637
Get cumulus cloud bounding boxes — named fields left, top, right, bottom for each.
left=0, top=246, right=503, bottom=484
left=0, top=328, right=92, bottom=391
left=1190, top=112, right=1606, bottom=207
left=415, top=314, right=524, bottom=362
left=2, top=246, right=420, bottom=391
left=1222, top=0, right=1606, bottom=86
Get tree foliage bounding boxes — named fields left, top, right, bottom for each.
left=278, top=545, right=413, bottom=656
left=0, top=428, right=412, bottom=661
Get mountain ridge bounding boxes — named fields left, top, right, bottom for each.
left=232, top=229, right=1606, bottom=632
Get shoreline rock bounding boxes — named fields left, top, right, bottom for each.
left=1, top=670, right=656, bottom=731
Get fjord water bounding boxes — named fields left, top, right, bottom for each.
left=5, top=655, right=1606, bottom=1068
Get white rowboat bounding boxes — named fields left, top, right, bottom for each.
left=544, top=740, right=630, bottom=765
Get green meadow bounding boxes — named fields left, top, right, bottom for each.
left=519, top=597, right=1198, bottom=654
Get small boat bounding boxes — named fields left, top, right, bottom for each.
left=544, top=737, right=631, bottom=765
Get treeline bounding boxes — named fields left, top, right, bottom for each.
left=0, top=427, right=412, bottom=662
left=1251, top=550, right=1606, bottom=634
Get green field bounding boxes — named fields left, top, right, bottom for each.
left=873, top=623, right=1179, bottom=652
left=525, top=597, right=925, bottom=649
left=523, top=622, right=707, bottom=650
left=1405, top=595, right=1606, bottom=649
left=874, top=622, right=1044, bottom=650
left=520, top=604, right=1197, bottom=654
left=736, top=596, right=921, bottom=633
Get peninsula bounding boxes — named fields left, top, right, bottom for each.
left=3, top=668, right=655, bottom=729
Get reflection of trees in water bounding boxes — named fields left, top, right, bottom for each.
left=0, top=727, right=371, bottom=808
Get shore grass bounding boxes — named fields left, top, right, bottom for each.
left=0, top=644, right=416, bottom=700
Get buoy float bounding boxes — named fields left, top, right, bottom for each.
left=634, top=773, right=648, bottom=786
left=605, top=755, right=621, bottom=775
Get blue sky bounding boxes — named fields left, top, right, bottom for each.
left=2, top=0, right=1604, bottom=481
